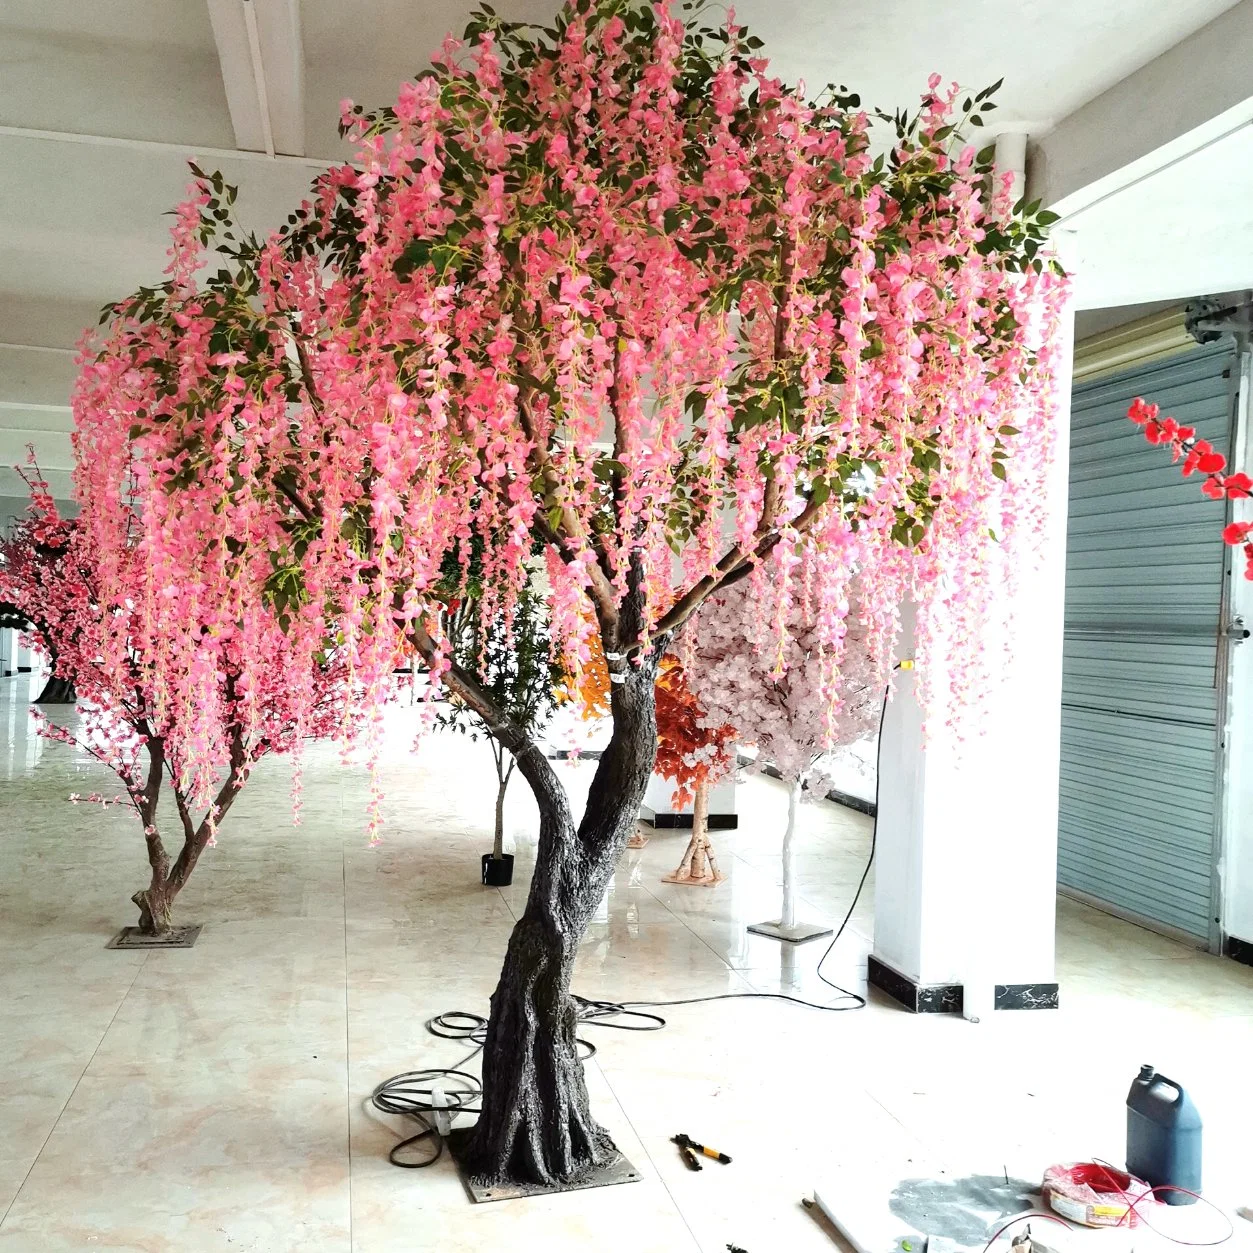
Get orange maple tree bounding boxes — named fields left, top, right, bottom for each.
left=654, top=657, right=736, bottom=807
left=655, top=657, right=736, bottom=886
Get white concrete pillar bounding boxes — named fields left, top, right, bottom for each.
left=994, top=130, right=1029, bottom=207
left=0, top=626, right=13, bottom=677
left=870, top=282, right=1076, bottom=1014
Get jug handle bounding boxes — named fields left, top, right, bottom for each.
left=1154, top=1076, right=1184, bottom=1103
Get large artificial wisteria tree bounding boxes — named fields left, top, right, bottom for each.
left=73, top=0, right=1064, bottom=1186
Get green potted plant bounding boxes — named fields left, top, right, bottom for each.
left=439, top=583, right=561, bottom=887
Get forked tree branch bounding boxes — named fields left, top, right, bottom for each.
left=644, top=493, right=826, bottom=645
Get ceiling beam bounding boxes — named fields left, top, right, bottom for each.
left=0, top=124, right=327, bottom=170
left=207, top=0, right=306, bottom=158
left=1029, top=0, right=1253, bottom=214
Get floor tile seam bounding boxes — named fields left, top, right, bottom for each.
left=341, top=842, right=354, bottom=1251
left=591, top=1056, right=705, bottom=1253
left=636, top=862, right=779, bottom=995
left=0, top=949, right=150, bottom=1230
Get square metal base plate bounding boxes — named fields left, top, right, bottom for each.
left=747, top=919, right=833, bottom=945
left=448, top=1128, right=641, bottom=1203
left=107, top=924, right=202, bottom=949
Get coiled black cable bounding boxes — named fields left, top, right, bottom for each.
left=370, top=1001, right=668, bottom=1167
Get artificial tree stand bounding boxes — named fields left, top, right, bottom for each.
left=661, top=777, right=724, bottom=887
left=747, top=778, right=833, bottom=944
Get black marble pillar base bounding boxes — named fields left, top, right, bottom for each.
left=868, top=955, right=1059, bottom=1014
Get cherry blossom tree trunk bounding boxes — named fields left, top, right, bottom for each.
left=662, top=777, right=723, bottom=886
left=130, top=739, right=245, bottom=935
left=781, top=777, right=801, bottom=928
left=460, top=656, right=661, bottom=1186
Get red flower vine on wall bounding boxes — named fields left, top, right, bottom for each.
left=1128, top=396, right=1253, bottom=578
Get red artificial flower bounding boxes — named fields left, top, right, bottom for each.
left=1143, top=421, right=1165, bottom=444
left=1223, top=472, right=1253, bottom=499
left=1182, top=439, right=1225, bottom=476
left=1222, top=521, right=1253, bottom=546
left=1128, top=397, right=1159, bottom=425
left=1202, top=478, right=1224, bottom=500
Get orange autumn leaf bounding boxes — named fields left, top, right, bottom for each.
left=558, top=627, right=611, bottom=720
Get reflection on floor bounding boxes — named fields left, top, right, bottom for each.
left=2, top=674, right=1251, bottom=1252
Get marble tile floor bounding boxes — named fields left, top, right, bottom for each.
left=1, top=673, right=1252, bottom=1252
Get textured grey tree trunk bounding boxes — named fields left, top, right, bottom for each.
left=460, top=656, right=661, bottom=1186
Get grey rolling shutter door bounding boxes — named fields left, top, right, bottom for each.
left=1061, top=339, right=1233, bottom=945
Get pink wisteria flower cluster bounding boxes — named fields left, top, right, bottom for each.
left=73, top=0, right=1063, bottom=816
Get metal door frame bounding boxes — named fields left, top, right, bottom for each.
left=1217, top=335, right=1253, bottom=949
left=1205, top=339, right=1244, bottom=951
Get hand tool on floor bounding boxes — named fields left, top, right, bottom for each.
left=674, top=1132, right=732, bottom=1164
left=674, top=1136, right=702, bottom=1171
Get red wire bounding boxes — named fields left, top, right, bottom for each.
left=1120, top=1185, right=1233, bottom=1247
left=1086, top=1158, right=1234, bottom=1247
left=974, top=1165, right=1234, bottom=1253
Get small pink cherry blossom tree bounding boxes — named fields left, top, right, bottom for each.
left=0, top=485, right=76, bottom=704
left=0, top=471, right=348, bottom=935
left=683, top=568, right=881, bottom=941
left=75, top=1, right=1064, bottom=1186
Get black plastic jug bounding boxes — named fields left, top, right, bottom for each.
left=1126, top=1065, right=1202, bottom=1205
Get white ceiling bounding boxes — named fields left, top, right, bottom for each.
left=0, top=0, right=1244, bottom=500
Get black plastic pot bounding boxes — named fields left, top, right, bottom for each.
left=482, top=853, right=515, bottom=887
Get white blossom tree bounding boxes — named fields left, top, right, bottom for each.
left=685, top=570, right=881, bottom=940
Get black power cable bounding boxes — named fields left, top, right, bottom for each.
left=371, top=1002, right=667, bottom=1167
left=372, top=678, right=893, bottom=1166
